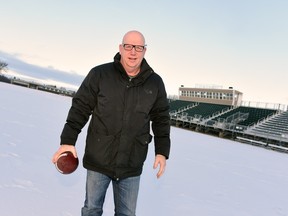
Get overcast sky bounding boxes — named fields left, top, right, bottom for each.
left=1, top=0, right=287, bottom=104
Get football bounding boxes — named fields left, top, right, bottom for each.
left=55, top=151, right=79, bottom=174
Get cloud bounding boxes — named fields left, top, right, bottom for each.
left=0, top=50, right=84, bottom=87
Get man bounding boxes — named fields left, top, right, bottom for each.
left=52, top=30, right=171, bottom=216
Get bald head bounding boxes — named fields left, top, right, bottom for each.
left=122, top=30, right=146, bottom=46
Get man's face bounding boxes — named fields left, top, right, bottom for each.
left=119, top=32, right=146, bottom=75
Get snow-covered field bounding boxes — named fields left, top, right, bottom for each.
left=1, top=82, right=288, bottom=216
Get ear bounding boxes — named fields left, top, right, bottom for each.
left=119, top=44, right=122, bottom=54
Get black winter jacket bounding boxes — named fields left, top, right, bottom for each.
left=60, top=53, right=170, bottom=180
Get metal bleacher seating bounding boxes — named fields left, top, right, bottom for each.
left=214, top=106, right=277, bottom=126
left=248, top=110, right=288, bottom=138
left=168, top=99, right=288, bottom=148
left=185, top=103, right=230, bottom=119
left=168, top=99, right=195, bottom=113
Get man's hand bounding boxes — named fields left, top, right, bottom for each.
left=52, top=144, right=77, bottom=164
left=153, top=154, right=166, bottom=179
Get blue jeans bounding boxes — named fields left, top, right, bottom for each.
left=81, top=170, right=140, bottom=216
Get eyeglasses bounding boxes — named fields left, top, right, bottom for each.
left=122, top=44, right=146, bottom=52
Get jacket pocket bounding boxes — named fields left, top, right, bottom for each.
left=129, top=134, right=153, bottom=168
left=85, top=133, right=115, bottom=167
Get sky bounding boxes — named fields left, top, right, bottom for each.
left=1, top=0, right=288, bottom=104
left=1, top=82, right=288, bottom=216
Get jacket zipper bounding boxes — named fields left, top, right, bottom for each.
left=114, top=78, right=132, bottom=180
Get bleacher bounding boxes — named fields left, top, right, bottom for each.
left=185, top=103, right=230, bottom=119
left=168, top=99, right=196, bottom=114
left=169, top=98, right=288, bottom=149
left=169, top=99, right=194, bottom=111
left=248, top=111, right=288, bottom=138
left=214, top=106, right=277, bottom=126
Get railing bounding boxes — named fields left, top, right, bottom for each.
left=241, top=100, right=287, bottom=111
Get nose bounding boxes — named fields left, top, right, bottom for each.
left=130, top=47, right=137, bottom=54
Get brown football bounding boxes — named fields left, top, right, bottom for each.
left=55, top=151, right=79, bottom=174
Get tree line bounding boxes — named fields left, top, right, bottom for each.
left=0, top=60, right=8, bottom=73
left=0, top=60, right=10, bottom=82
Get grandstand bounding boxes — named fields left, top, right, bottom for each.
left=169, top=86, right=288, bottom=153
left=0, top=75, right=75, bottom=97
left=168, top=99, right=196, bottom=114
left=246, top=111, right=288, bottom=141
left=211, top=106, right=277, bottom=127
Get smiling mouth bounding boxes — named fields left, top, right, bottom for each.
left=128, top=57, right=137, bottom=61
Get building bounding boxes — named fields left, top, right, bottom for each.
left=179, top=85, right=243, bottom=107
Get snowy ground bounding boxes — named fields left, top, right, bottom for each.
left=1, top=82, right=288, bottom=216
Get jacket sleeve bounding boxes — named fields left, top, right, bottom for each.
left=60, top=68, right=99, bottom=145
left=150, top=77, right=171, bottom=159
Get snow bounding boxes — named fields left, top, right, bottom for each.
left=1, top=82, right=288, bottom=216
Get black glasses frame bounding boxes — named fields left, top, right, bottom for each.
left=122, top=44, right=146, bottom=52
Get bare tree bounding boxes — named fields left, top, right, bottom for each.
left=0, top=61, right=8, bottom=73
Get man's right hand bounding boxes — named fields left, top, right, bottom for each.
left=52, top=144, right=77, bottom=164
